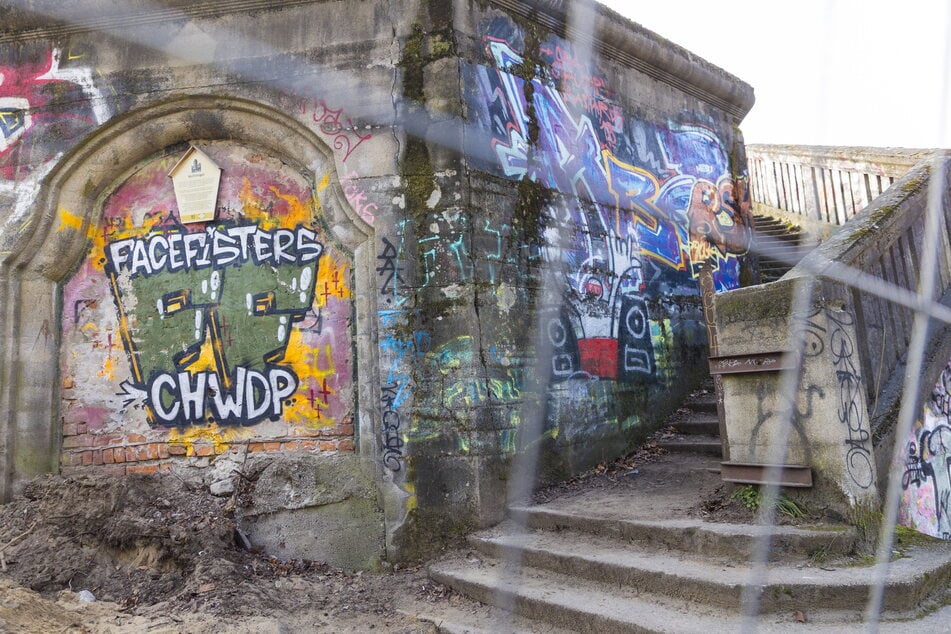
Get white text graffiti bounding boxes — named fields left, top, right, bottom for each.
left=147, top=367, right=298, bottom=426
left=107, top=224, right=322, bottom=278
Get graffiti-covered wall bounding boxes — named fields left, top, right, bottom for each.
left=0, top=0, right=756, bottom=561
left=60, top=143, right=354, bottom=471
left=0, top=44, right=114, bottom=253
left=900, top=362, right=951, bottom=540
left=369, top=6, right=755, bottom=552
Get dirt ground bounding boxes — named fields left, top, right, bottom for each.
left=0, top=473, right=456, bottom=633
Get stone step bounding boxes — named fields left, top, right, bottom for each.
left=754, top=227, right=802, bottom=240
left=411, top=600, right=577, bottom=634
left=505, top=509, right=856, bottom=562
left=754, top=228, right=802, bottom=242
left=430, top=556, right=749, bottom=633
left=756, top=242, right=805, bottom=256
left=755, top=248, right=805, bottom=264
left=429, top=548, right=951, bottom=633
left=464, top=526, right=950, bottom=614
left=671, top=415, right=720, bottom=435
left=657, top=434, right=723, bottom=456
left=682, top=394, right=717, bottom=414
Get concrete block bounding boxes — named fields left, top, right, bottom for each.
left=243, top=497, right=383, bottom=570
left=240, top=453, right=383, bottom=569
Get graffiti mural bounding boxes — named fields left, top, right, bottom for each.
left=900, top=362, right=951, bottom=539
left=277, top=93, right=377, bottom=225
left=61, top=143, right=353, bottom=435
left=464, top=18, right=752, bottom=384
left=376, top=225, right=430, bottom=471
left=826, top=308, right=874, bottom=490
left=0, top=46, right=111, bottom=243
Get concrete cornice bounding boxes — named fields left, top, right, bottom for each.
left=2, top=0, right=755, bottom=121
left=487, top=0, right=755, bottom=120
left=0, top=0, right=319, bottom=43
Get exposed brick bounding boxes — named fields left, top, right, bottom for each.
left=281, top=441, right=300, bottom=451
left=77, top=423, right=88, bottom=435
left=167, top=444, right=188, bottom=456
left=124, top=446, right=137, bottom=463
left=96, top=464, right=127, bottom=476
left=127, top=464, right=158, bottom=475
left=337, top=438, right=355, bottom=451
left=194, top=445, right=214, bottom=457
left=126, top=433, right=147, bottom=444
left=102, top=448, right=114, bottom=464
left=318, top=441, right=335, bottom=451
left=94, top=434, right=119, bottom=447
left=113, top=447, right=126, bottom=463
left=263, top=442, right=281, bottom=452
left=298, top=440, right=317, bottom=450
left=248, top=442, right=266, bottom=453
left=145, top=444, right=160, bottom=460
left=61, top=452, right=83, bottom=467
left=339, top=423, right=354, bottom=435
left=62, top=422, right=78, bottom=436
left=81, top=451, right=94, bottom=466
left=62, top=435, right=90, bottom=450
left=158, top=444, right=170, bottom=459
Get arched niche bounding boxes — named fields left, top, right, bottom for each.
left=0, top=96, right=378, bottom=499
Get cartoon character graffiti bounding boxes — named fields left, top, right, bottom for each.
left=901, top=363, right=951, bottom=539
left=106, top=220, right=323, bottom=427
left=62, top=145, right=353, bottom=432
left=466, top=22, right=752, bottom=382
left=1, top=47, right=110, bottom=240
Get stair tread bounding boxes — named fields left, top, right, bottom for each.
left=467, top=525, right=941, bottom=590
left=430, top=554, right=946, bottom=633
left=430, top=556, right=750, bottom=633
left=671, top=411, right=719, bottom=423
left=657, top=435, right=722, bottom=451
left=507, top=506, right=852, bottom=540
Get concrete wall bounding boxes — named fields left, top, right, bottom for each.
left=0, top=0, right=755, bottom=562
left=717, top=155, right=951, bottom=517
left=900, top=361, right=951, bottom=540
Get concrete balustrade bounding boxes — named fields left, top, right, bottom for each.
left=747, top=145, right=931, bottom=226
left=715, top=153, right=951, bottom=510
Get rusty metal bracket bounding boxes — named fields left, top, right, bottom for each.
left=720, top=462, right=813, bottom=488
left=708, top=351, right=793, bottom=375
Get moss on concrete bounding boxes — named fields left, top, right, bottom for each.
left=400, top=23, right=427, bottom=104
left=401, top=135, right=436, bottom=217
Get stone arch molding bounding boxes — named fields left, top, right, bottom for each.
left=0, top=95, right=377, bottom=500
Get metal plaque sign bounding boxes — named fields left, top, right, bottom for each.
left=168, top=146, right=221, bottom=224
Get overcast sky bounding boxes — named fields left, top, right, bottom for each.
left=598, top=0, right=951, bottom=149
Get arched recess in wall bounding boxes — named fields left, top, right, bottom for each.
left=0, top=96, right=377, bottom=499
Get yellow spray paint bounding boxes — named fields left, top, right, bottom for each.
left=167, top=422, right=253, bottom=456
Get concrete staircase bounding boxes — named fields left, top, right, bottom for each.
left=655, top=384, right=722, bottom=458
left=752, top=212, right=808, bottom=283
left=427, top=456, right=951, bottom=633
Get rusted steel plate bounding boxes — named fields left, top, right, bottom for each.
left=708, top=351, right=793, bottom=375
left=720, top=462, right=813, bottom=488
